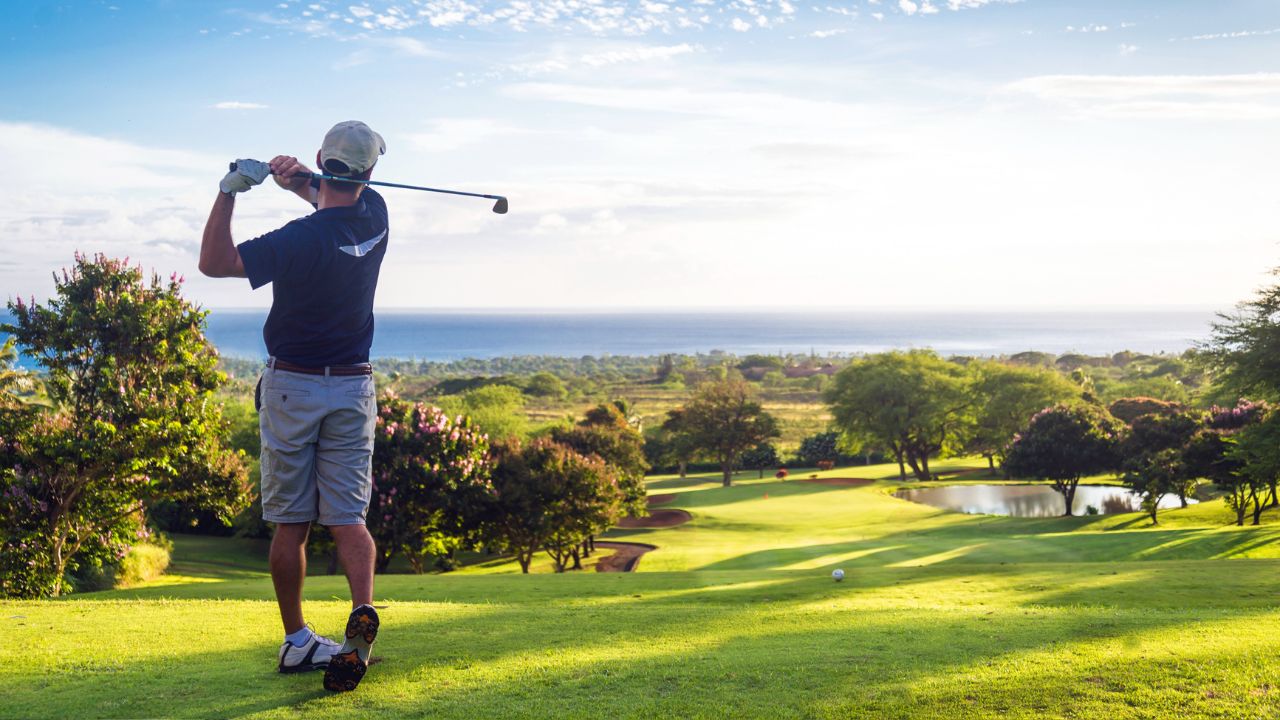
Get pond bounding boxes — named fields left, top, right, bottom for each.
left=893, top=484, right=1197, bottom=518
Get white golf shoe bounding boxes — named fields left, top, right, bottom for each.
left=277, top=630, right=342, bottom=674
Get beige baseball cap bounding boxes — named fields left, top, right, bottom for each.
left=320, top=120, right=386, bottom=176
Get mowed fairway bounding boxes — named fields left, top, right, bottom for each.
left=4, top=461, right=1280, bottom=719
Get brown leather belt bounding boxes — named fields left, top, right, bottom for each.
left=270, top=358, right=373, bottom=376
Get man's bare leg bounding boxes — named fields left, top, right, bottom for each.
left=270, top=522, right=311, bottom=634
left=329, top=524, right=375, bottom=607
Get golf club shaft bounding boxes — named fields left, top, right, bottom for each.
left=228, top=161, right=507, bottom=213
left=299, top=171, right=505, bottom=203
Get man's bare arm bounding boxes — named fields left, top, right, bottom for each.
left=198, top=192, right=246, bottom=278
left=270, top=155, right=319, bottom=205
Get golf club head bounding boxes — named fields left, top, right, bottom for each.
left=493, top=197, right=509, bottom=214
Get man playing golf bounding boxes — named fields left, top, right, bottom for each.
left=198, top=121, right=388, bottom=693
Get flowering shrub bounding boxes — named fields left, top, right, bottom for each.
left=370, top=392, right=492, bottom=573
left=0, top=254, right=248, bottom=598
left=1209, top=400, right=1266, bottom=432
left=775, top=468, right=789, bottom=480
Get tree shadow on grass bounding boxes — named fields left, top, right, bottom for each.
left=693, top=522, right=1280, bottom=572
left=16, top=563, right=1280, bottom=719
left=27, top=579, right=1269, bottom=712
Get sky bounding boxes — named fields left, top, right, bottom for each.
left=1, top=0, right=1278, bottom=310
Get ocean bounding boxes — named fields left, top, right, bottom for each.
left=193, top=309, right=1220, bottom=362
left=1, top=308, right=1221, bottom=366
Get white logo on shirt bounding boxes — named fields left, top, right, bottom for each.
left=338, top=229, right=387, bottom=258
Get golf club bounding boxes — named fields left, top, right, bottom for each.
left=229, top=161, right=509, bottom=214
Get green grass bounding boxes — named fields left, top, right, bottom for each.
left=3, top=459, right=1280, bottom=718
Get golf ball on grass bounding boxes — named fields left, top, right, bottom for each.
left=832, top=569, right=845, bottom=582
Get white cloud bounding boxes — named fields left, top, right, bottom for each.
left=507, top=43, right=700, bottom=77
left=1004, top=73, right=1280, bottom=119
left=580, top=43, right=699, bottom=67
left=212, top=101, right=269, bottom=110
left=810, top=28, right=845, bottom=38
left=1118, top=43, right=1138, bottom=56
left=253, top=0, right=1014, bottom=38
left=407, top=118, right=534, bottom=152
left=1181, top=27, right=1280, bottom=41
left=500, top=82, right=870, bottom=126
left=0, top=123, right=302, bottom=303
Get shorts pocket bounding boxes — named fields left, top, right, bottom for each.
left=264, top=388, right=311, bottom=406
left=346, top=377, right=375, bottom=399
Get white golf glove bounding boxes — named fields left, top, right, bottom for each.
left=220, top=159, right=271, bottom=195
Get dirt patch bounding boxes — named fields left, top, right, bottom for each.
left=594, top=542, right=657, bottom=572
left=800, top=477, right=876, bottom=487
left=616, top=508, right=692, bottom=528
left=646, top=493, right=677, bottom=506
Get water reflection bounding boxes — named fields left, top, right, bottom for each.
left=894, top=484, right=1196, bottom=518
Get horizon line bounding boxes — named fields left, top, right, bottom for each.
left=199, top=304, right=1230, bottom=314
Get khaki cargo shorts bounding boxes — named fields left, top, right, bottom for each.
left=256, top=364, right=376, bottom=526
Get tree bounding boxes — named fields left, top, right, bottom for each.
left=1183, top=430, right=1249, bottom=525
left=1207, top=270, right=1280, bottom=403
left=826, top=350, right=972, bottom=482
left=551, top=403, right=649, bottom=517
left=1107, top=397, right=1186, bottom=425
left=369, top=393, right=492, bottom=573
left=1226, top=412, right=1280, bottom=525
left=524, top=372, right=567, bottom=400
left=966, top=361, right=1081, bottom=471
left=436, top=384, right=527, bottom=441
left=647, top=417, right=700, bottom=478
left=1003, top=405, right=1122, bottom=516
left=483, top=439, right=621, bottom=573
left=0, top=338, right=44, bottom=408
left=740, top=442, right=781, bottom=478
left=1007, top=351, right=1056, bottom=367
left=671, top=380, right=779, bottom=486
left=0, top=254, right=249, bottom=597
left=736, top=354, right=785, bottom=371
left=796, top=432, right=841, bottom=468
left=1117, top=410, right=1206, bottom=520
left=1124, top=448, right=1182, bottom=524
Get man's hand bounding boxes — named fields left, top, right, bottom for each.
left=270, top=155, right=314, bottom=192
left=220, top=159, right=271, bottom=195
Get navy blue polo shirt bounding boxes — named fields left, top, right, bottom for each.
left=237, top=186, right=388, bottom=367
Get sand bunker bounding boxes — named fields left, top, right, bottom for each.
left=616, top=509, right=692, bottom=528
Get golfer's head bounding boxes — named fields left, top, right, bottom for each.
left=318, top=120, right=385, bottom=185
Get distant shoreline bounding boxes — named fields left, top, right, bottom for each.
left=193, top=308, right=1217, bottom=364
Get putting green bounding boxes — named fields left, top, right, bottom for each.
left=3, top=460, right=1278, bottom=719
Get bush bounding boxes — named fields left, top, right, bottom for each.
left=114, top=541, right=172, bottom=588
left=524, top=372, right=568, bottom=400
left=370, top=392, right=492, bottom=573
left=797, top=432, right=842, bottom=467
left=1108, top=397, right=1185, bottom=425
